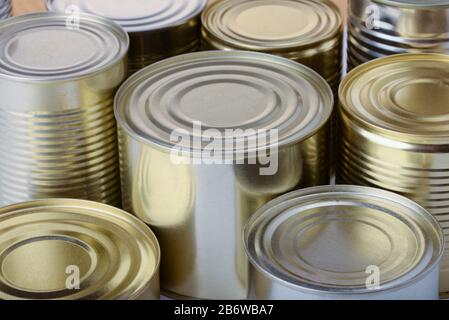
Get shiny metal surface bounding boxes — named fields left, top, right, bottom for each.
left=47, top=0, right=207, bottom=74
left=0, top=13, right=128, bottom=207
left=245, top=185, right=444, bottom=300
left=202, top=0, right=343, bottom=92
left=0, top=0, right=11, bottom=20
left=115, top=51, right=333, bottom=299
left=337, top=53, right=449, bottom=294
left=0, top=199, right=160, bottom=300
left=348, top=0, right=449, bottom=68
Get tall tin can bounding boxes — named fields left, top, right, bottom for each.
left=115, top=51, right=333, bottom=299
left=0, top=13, right=128, bottom=207
left=201, top=0, right=343, bottom=93
left=46, top=0, right=208, bottom=74
left=0, top=0, right=11, bottom=20
left=245, top=185, right=444, bottom=300
left=348, top=0, right=449, bottom=69
left=0, top=199, right=160, bottom=300
left=337, top=53, right=449, bottom=294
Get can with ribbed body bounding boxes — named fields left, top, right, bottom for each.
left=202, top=0, right=343, bottom=93
left=0, top=0, right=11, bottom=20
left=245, top=185, right=444, bottom=300
left=115, top=51, right=333, bottom=299
left=0, top=13, right=128, bottom=207
left=348, top=0, right=449, bottom=69
left=0, top=199, right=160, bottom=300
left=337, top=53, right=449, bottom=294
left=47, top=0, right=207, bottom=74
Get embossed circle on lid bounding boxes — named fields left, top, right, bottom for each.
left=114, top=51, right=333, bottom=155
left=46, top=0, right=207, bottom=33
left=245, top=185, right=443, bottom=294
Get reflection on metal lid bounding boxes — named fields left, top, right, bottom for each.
left=245, top=185, right=443, bottom=295
left=373, top=0, right=449, bottom=8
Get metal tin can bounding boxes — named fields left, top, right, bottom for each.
left=46, top=0, right=207, bottom=74
left=0, top=13, right=128, bottom=207
left=337, top=53, right=449, bottom=294
left=348, top=0, right=449, bottom=68
left=0, top=0, right=11, bottom=20
left=115, top=51, right=333, bottom=299
left=201, top=0, right=343, bottom=93
left=0, top=199, right=160, bottom=300
left=245, top=185, right=444, bottom=300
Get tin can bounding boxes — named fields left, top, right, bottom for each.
left=337, top=53, right=449, bottom=294
left=46, top=0, right=208, bottom=74
left=0, top=199, right=160, bottom=300
left=348, top=0, right=449, bottom=68
left=115, top=51, right=333, bottom=299
left=201, top=0, right=343, bottom=93
left=0, top=13, right=128, bottom=207
left=0, top=0, right=11, bottom=20
left=245, top=185, right=444, bottom=300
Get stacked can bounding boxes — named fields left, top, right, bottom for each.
left=202, top=0, right=343, bottom=93
left=337, top=53, right=449, bottom=294
left=0, top=0, right=11, bottom=20
left=0, top=13, right=128, bottom=207
left=348, top=0, right=449, bottom=68
left=0, top=199, right=160, bottom=300
left=245, top=186, right=444, bottom=300
left=46, top=0, right=208, bottom=74
left=115, top=51, right=333, bottom=299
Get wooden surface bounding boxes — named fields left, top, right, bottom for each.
left=12, top=0, right=348, bottom=16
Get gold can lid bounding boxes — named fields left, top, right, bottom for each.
left=202, top=0, right=342, bottom=53
left=0, top=199, right=160, bottom=300
left=340, top=53, right=449, bottom=144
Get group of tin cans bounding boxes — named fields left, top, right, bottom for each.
left=0, top=0, right=448, bottom=300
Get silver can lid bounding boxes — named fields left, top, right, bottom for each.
left=373, top=0, right=449, bottom=8
left=46, top=0, right=207, bottom=33
left=114, top=51, right=333, bottom=155
left=0, top=12, right=128, bottom=81
left=245, top=185, right=444, bottom=295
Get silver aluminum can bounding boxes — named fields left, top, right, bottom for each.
left=0, top=199, right=160, bottom=300
left=348, top=0, right=449, bottom=68
left=245, top=185, right=444, bottom=300
left=0, top=13, right=128, bottom=207
left=0, top=0, right=11, bottom=20
left=115, top=51, right=333, bottom=299
left=46, top=0, right=207, bottom=74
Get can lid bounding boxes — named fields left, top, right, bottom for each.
left=46, top=0, right=207, bottom=33
left=0, top=12, right=128, bottom=81
left=114, top=51, right=333, bottom=155
left=202, top=0, right=342, bottom=52
left=373, top=0, right=449, bottom=8
left=245, top=185, right=444, bottom=295
left=340, top=54, right=449, bottom=144
left=0, top=199, right=160, bottom=300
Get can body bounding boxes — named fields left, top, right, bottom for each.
left=348, top=0, right=449, bottom=68
left=337, top=54, right=449, bottom=294
left=0, top=13, right=128, bottom=207
left=0, top=0, right=11, bottom=20
left=115, top=51, right=333, bottom=299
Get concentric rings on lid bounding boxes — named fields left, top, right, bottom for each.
left=114, top=51, right=333, bottom=155
left=0, top=199, right=160, bottom=300
left=245, top=185, right=444, bottom=295
left=0, top=12, right=129, bottom=81
left=46, top=0, right=208, bottom=33
left=202, top=0, right=342, bottom=52
left=373, top=0, right=449, bottom=8
left=340, top=54, right=449, bottom=143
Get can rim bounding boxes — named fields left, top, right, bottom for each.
left=244, top=185, right=444, bottom=296
left=372, top=0, right=449, bottom=8
left=0, top=12, right=129, bottom=83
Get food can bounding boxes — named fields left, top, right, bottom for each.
left=0, top=199, right=160, bottom=300
left=0, top=13, right=128, bottom=207
left=0, top=0, right=11, bottom=20
left=348, top=0, right=449, bottom=68
left=201, top=0, right=343, bottom=93
left=337, top=53, right=449, bottom=294
left=245, top=185, right=444, bottom=300
left=115, top=51, right=333, bottom=299
left=46, top=0, right=207, bottom=74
